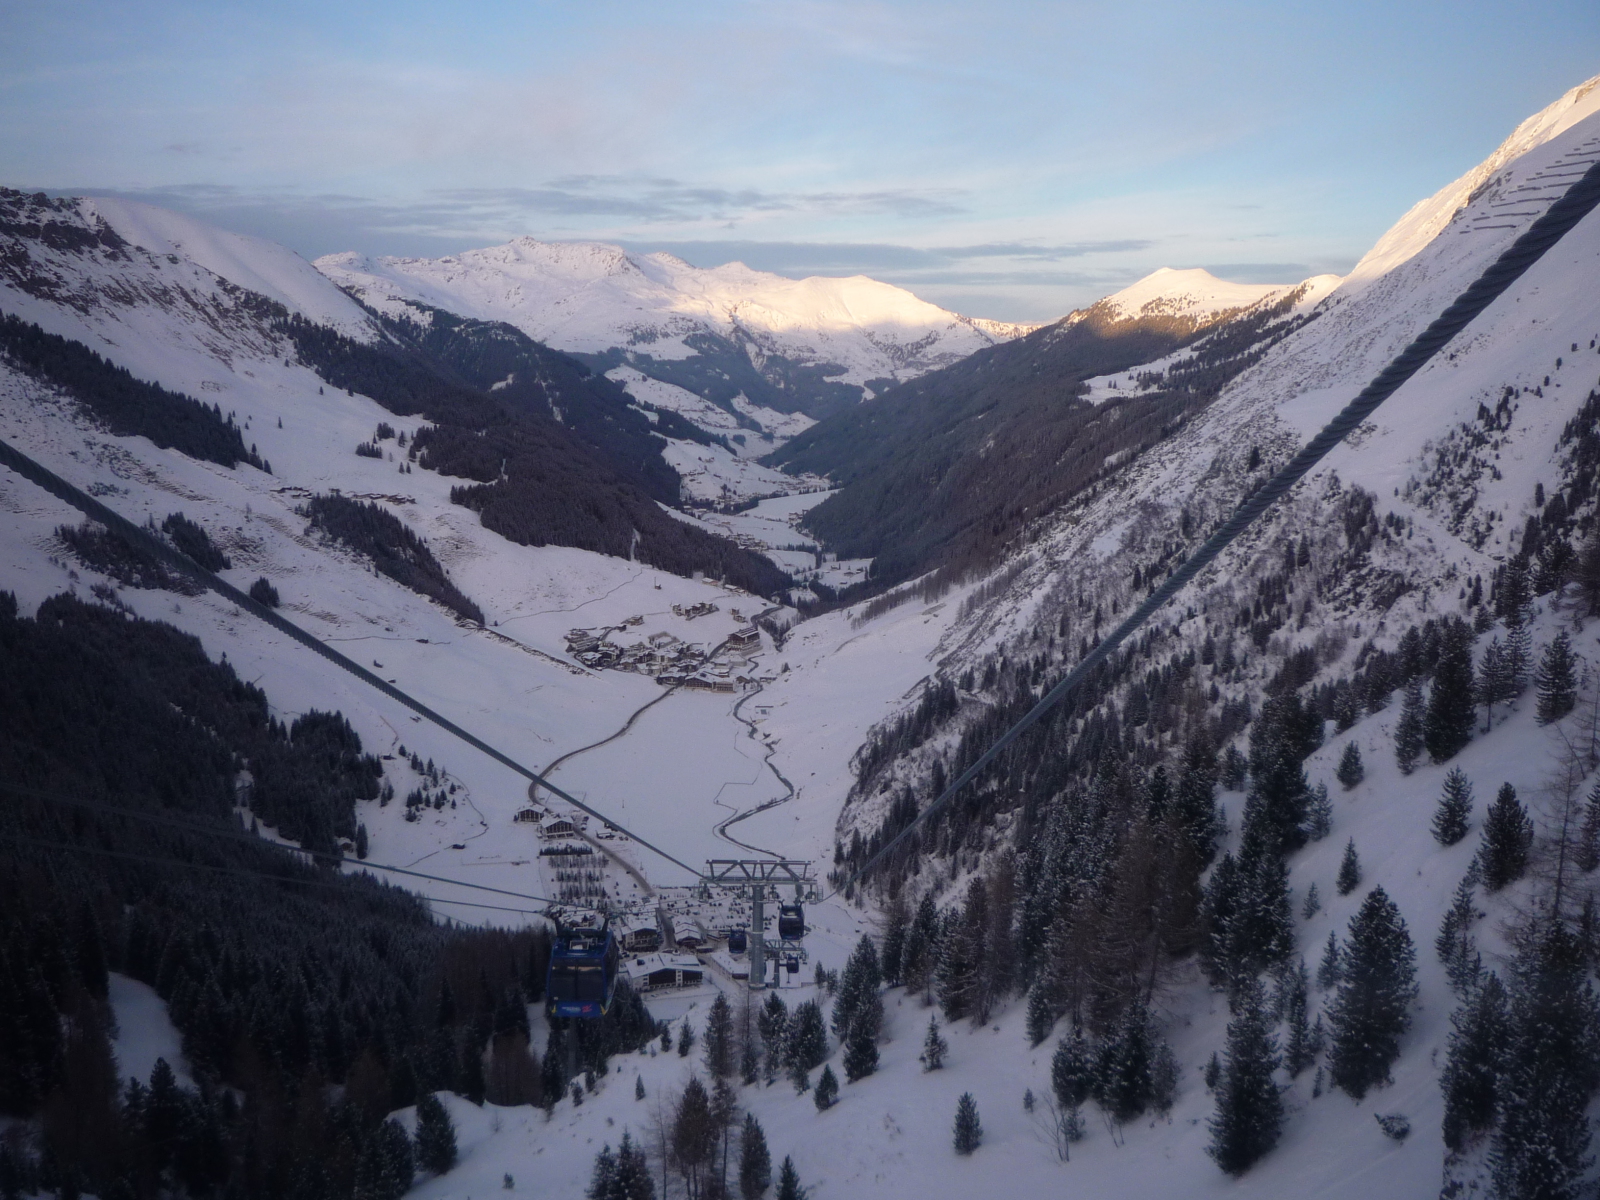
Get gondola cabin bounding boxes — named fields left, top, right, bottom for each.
left=727, top=928, right=748, bottom=954
left=777, top=904, right=805, bottom=940
left=546, top=926, right=619, bottom=1019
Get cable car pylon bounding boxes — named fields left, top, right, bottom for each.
left=703, top=859, right=817, bottom=989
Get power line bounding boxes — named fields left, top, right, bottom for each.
left=829, top=153, right=1600, bottom=902
left=0, top=436, right=706, bottom=881
left=0, top=779, right=572, bottom=908
left=0, top=831, right=552, bottom=918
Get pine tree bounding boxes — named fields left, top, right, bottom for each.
left=1305, top=782, right=1333, bottom=842
left=704, top=993, right=735, bottom=1079
left=1175, top=736, right=1222, bottom=866
left=1394, top=679, right=1425, bottom=774
left=1504, top=615, right=1533, bottom=697
left=1335, top=742, right=1364, bottom=790
left=1578, top=778, right=1600, bottom=873
left=786, top=1001, right=827, bottom=1072
left=1335, top=838, right=1362, bottom=896
left=1093, top=1002, right=1165, bottom=1122
left=1025, top=980, right=1058, bottom=1047
left=937, top=877, right=987, bottom=1022
left=880, top=900, right=909, bottom=988
left=812, top=1065, right=838, bottom=1111
left=671, top=1077, right=716, bottom=1197
left=739, top=1114, right=771, bottom=1200
left=1328, top=887, right=1417, bottom=1099
left=830, top=935, right=881, bottom=1042
left=1435, top=876, right=1483, bottom=997
left=1536, top=632, right=1578, bottom=724
left=1221, top=744, right=1248, bottom=791
left=1207, top=978, right=1283, bottom=1176
left=1432, top=769, right=1474, bottom=846
left=636, top=1075, right=646, bottom=1101
left=678, top=1018, right=695, bottom=1058
left=1476, top=637, right=1515, bottom=730
left=1440, top=973, right=1508, bottom=1152
left=415, top=1091, right=458, bottom=1175
left=1489, top=927, right=1600, bottom=1200
left=843, top=1020, right=878, bottom=1082
left=775, top=1156, right=806, bottom=1200
left=920, top=1015, right=948, bottom=1071
left=588, top=1144, right=618, bottom=1200
left=1051, top=1027, right=1093, bottom=1115
left=1282, top=960, right=1315, bottom=1078
left=355, top=1119, right=415, bottom=1200
left=1480, top=782, right=1532, bottom=892
left=952, top=1092, right=983, bottom=1155
left=613, top=1131, right=654, bottom=1200
left=758, top=992, right=789, bottom=1083
left=1301, top=881, right=1321, bottom=920
left=1426, top=623, right=1477, bottom=762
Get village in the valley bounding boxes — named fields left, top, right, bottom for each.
left=562, top=602, right=771, bottom=692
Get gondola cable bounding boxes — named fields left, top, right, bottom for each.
left=826, top=152, right=1600, bottom=903
left=0, top=779, right=579, bottom=910
left=0, top=435, right=706, bottom=882
left=0, top=831, right=556, bottom=917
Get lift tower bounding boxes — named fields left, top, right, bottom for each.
left=703, top=859, right=817, bottom=989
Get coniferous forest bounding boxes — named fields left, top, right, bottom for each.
left=0, top=592, right=655, bottom=1197
left=0, top=312, right=268, bottom=473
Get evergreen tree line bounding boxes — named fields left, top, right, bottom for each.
left=301, top=493, right=485, bottom=624
left=378, top=303, right=724, bottom=502
left=0, top=590, right=670, bottom=1197
left=769, top=290, right=1321, bottom=594
left=0, top=311, right=268, bottom=472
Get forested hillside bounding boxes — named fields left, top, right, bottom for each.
left=276, top=309, right=792, bottom=597
left=767, top=283, right=1322, bottom=589
left=0, top=592, right=654, bottom=1197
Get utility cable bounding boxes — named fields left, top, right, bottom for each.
left=829, top=152, right=1600, bottom=901
left=0, top=832, right=552, bottom=917
left=0, top=779, right=576, bottom=909
left=0, top=436, right=706, bottom=881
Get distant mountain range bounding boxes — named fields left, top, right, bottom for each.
left=316, top=239, right=1032, bottom=427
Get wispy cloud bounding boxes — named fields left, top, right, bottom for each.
left=436, top=178, right=966, bottom=224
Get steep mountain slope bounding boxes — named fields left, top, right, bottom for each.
left=788, top=73, right=1600, bottom=1200
left=316, top=239, right=1031, bottom=426
left=0, top=189, right=792, bottom=592
left=768, top=268, right=1339, bottom=588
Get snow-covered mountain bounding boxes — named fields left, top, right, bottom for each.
left=316, top=238, right=1032, bottom=425
left=1090, top=266, right=1340, bottom=325
left=813, top=72, right=1600, bottom=1200
left=5, top=68, right=1600, bottom=1200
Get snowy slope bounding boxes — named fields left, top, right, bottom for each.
left=5, top=73, right=1600, bottom=1200
left=315, top=238, right=1031, bottom=397
left=1094, top=266, right=1307, bottom=323
left=788, top=72, right=1600, bottom=1200
left=0, top=186, right=959, bottom=907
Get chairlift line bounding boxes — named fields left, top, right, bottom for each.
left=826, top=152, right=1600, bottom=904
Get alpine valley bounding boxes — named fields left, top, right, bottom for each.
left=2, top=72, right=1600, bottom=1200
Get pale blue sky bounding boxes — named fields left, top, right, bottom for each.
left=3, top=1, right=1597, bottom=320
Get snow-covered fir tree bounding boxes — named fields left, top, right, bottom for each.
left=1432, top=768, right=1474, bottom=846
left=1328, top=887, right=1417, bottom=1098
